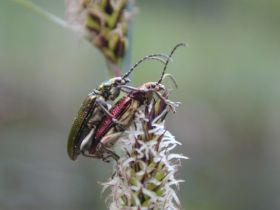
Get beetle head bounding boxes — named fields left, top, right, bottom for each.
left=142, top=82, right=165, bottom=92
left=97, top=77, right=131, bottom=100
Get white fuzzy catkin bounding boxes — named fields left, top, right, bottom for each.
left=102, top=101, right=188, bottom=210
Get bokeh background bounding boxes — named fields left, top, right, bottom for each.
left=1, top=0, right=280, bottom=210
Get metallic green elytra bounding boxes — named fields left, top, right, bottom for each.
left=67, top=93, right=99, bottom=160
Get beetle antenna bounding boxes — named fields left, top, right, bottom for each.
left=157, top=43, right=186, bottom=84
left=122, top=53, right=170, bottom=79
left=162, top=73, right=178, bottom=89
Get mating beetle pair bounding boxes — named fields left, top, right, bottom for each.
left=67, top=43, right=185, bottom=161
left=67, top=53, right=169, bottom=160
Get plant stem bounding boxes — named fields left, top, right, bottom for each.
left=106, top=61, right=122, bottom=77
left=12, top=0, right=74, bottom=31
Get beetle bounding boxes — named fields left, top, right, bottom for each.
left=67, top=53, right=170, bottom=160
left=82, top=43, right=186, bottom=160
left=90, top=80, right=177, bottom=155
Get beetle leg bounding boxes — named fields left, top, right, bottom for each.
left=120, top=88, right=131, bottom=94
left=152, top=106, right=169, bottom=124
left=81, top=151, right=105, bottom=161
left=96, top=98, right=126, bottom=126
left=120, top=85, right=140, bottom=92
left=97, top=132, right=124, bottom=161
left=101, top=155, right=112, bottom=163
left=120, top=85, right=179, bottom=112
left=152, top=90, right=180, bottom=113
left=81, top=151, right=112, bottom=163
left=102, top=152, right=118, bottom=162
left=119, top=85, right=138, bottom=94
left=97, top=142, right=120, bottom=161
left=79, top=129, right=118, bottom=162
left=112, top=119, right=127, bottom=130
left=80, top=129, right=94, bottom=153
left=100, top=132, right=124, bottom=145
left=81, top=144, right=114, bottom=163
left=92, top=89, right=101, bottom=95
left=87, top=119, right=99, bottom=129
left=121, top=85, right=180, bottom=111
left=134, top=87, right=179, bottom=112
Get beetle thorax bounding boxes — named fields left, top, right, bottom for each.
left=141, top=82, right=164, bottom=92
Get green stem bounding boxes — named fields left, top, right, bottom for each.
left=12, top=0, right=74, bottom=31
left=106, top=61, right=118, bottom=78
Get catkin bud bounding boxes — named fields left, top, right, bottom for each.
left=66, top=0, right=132, bottom=64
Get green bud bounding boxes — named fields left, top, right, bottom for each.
left=156, top=187, right=165, bottom=196
left=155, top=171, right=166, bottom=181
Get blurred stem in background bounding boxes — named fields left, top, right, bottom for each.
left=12, top=0, right=73, bottom=30
left=12, top=0, right=134, bottom=77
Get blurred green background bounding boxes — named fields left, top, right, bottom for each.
left=1, top=0, right=280, bottom=209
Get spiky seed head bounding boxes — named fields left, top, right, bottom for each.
left=65, top=0, right=133, bottom=64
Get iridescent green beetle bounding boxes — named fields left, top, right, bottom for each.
left=67, top=53, right=170, bottom=160
left=67, top=77, right=128, bottom=161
